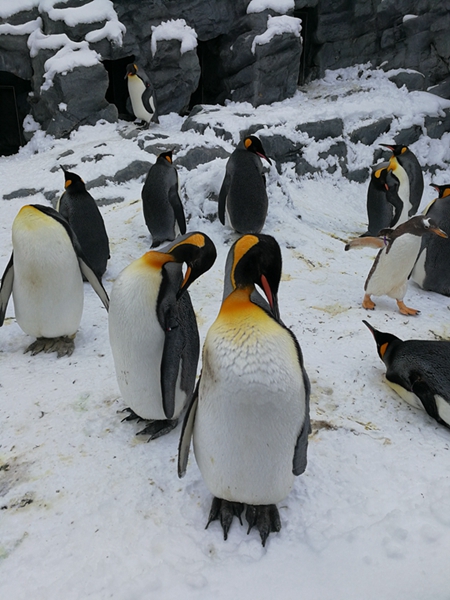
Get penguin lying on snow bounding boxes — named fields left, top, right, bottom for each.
left=178, top=234, right=310, bottom=546
left=57, top=168, right=110, bottom=280
left=364, top=162, right=404, bottom=236
left=108, top=232, right=216, bottom=440
left=141, top=150, right=186, bottom=248
left=345, top=215, right=447, bottom=315
left=125, top=63, right=159, bottom=125
left=364, top=320, right=450, bottom=429
left=411, top=183, right=450, bottom=296
left=0, top=204, right=109, bottom=357
left=380, top=143, right=423, bottom=215
left=218, top=135, right=272, bottom=234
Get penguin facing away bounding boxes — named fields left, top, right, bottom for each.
left=218, top=135, right=272, bottom=234
left=125, top=63, right=159, bottom=125
left=58, top=168, right=110, bottom=280
left=141, top=150, right=187, bottom=248
left=363, top=320, right=450, bottom=429
left=108, top=232, right=216, bottom=440
left=364, top=163, right=404, bottom=236
left=178, top=234, right=310, bottom=546
left=0, top=204, right=109, bottom=357
left=380, top=143, right=423, bottom=215
left=411, top=183, right=450, bottom=296
left=345, top=215, right=447, bottom=315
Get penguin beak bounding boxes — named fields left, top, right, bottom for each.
left=257, top=152, right=272, bottom=165
left=430, top=227, right=448, bottom=238
left=260, top=274, right=280, bottom=321
left=177, top=266, right=192, bottom=299
left=380, top=143, right=394, bottom=151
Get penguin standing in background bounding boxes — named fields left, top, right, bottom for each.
left=0, top=205, right=109, bottom=357
left=218, top=135, right=272, bottom=234
left=364, top=163, right=404, bottom=236
left=345, top=215, right=447, bottom=315
left=386, top=154, right=415, bottom=225
left=381, top=143, right=423, bottom=214
left=411, top=183, right=450, bottom=295
left=58, top=168, right=110, bottom=280
left=363, top=320, right=450, bottom=429
left=108, top=232, right=216, bottom=440
left=178, top=234, right=310, bottom=546
left=141, top=150, right=186, bottom=248
left=125, top=63, right=159, bottom=125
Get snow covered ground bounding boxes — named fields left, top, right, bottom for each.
left=1, top=66, right=450, bottom=600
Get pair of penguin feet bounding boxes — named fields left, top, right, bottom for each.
left=206, top=497, right=281, bottom=547
left=121, top=408, right=178, bottom=440
left=362, top=295, right=420, bottom=316
left=25, top=335, right=75, bottom=358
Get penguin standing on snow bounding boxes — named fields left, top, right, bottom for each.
left=141, top=150, right=186, bottom=248
left=218, top=135, right=272, bottom=234
left=345, top=215, right=447, bottom=315
left=58, top=168, right=110, bottom=280
left=385, top=154, right=415, bottom=225
left=178, top=234, right=310, bottom=546
left=108, top=232, right=216, bottom=440
left=411, top=184, right=450, bottom=296
left=381, top=143, right=423, bottom=214
left=364, top=163, right=404, bottom=236
left=363, top=320, right=450, bottom=429
left=125, top=63, right=159, bottom=125
left=0, top=205, right=109, bottom=357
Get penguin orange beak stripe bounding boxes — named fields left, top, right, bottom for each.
left=431, top=227, right=448, bottom=238
left=181, top=265, right=192, bottom=291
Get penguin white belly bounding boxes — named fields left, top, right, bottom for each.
left=194, top=316, right=305, bottom=505
left=128, top=77, right=151, bottom=123
left=12, top=221, right=83, bottom=338
left=366, top=234, right=421, bottom=299
left=435, top=395, right=450, bottom=426
left=385, top=378, right=423, bottom=410
left=108, top=262, right=185, bottom=420
left=410, top=248, right=427, bottom=288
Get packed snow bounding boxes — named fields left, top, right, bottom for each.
left=1, top=65, right=450, bottom=600
left=251, top=15, right=302, bottom=54
left=151, top=19, right=198, bottom=57
left=247, top=0, right=295, bottom=15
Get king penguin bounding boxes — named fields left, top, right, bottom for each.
left=125, top=63, right=159, bottom=125
left=0, top=204, right=109, bottom=357
left=178, top=234, right=310, bottom=546
left=386, top=154, right=415, bottom=225
left=363, top=320, right=450, bottom=429
left=108, top=232, right=216, bottom=440
left=218, top=135, right=272, bottom=234
left=381, top=143, right=423, bottom=215
left=411, top=183, right=450, bottom=296
left=141, top=150, right=186, bottom=248
left=57, top=168, right=110, bottom=280
left=364, top=162, right=404, bottom=236
left=345, top=215, right=447, bottom=315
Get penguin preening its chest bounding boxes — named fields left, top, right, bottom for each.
left=386, top=155, right=415, bottom=225
left=108, top=232, right=216, bottom=440
left=126, top=63, right=159, bottom=125
left=58, top=168, right=110, bottom=280
left=141, top=151, right=186, bottom=248
left=218, top=135, right=272, bottom=234
left=364, top=320, right=450, bottom=429
left=411, top=183, right=450, bottom=296
left=380, top=143, right=423, bottom=215
left=345, top=215, right=447, bottom=315
left=0, top=205, right=109, bottom=357
left=364, top=163, right=403, bottom=236
left=178, top=234, right=310, bottom=546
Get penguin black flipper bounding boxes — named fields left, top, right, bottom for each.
left=141, top=85, right=159, bottom=124
left=0, top=253, right=14, bottom=326
left=218, top=173, right=230, bottom=225
left=410, top=379, right=450, bottom=429
left=290, top=332, right=311, bottom=476
left=178, top=378, right=200, bottom=478
left=78, top=258, right=110, bottom=311
left=169, top=186, right=187, bottom=235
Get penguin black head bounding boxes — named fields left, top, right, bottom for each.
left=430, top=183, right=450, bottom=199
left=402, top=216, right=448, bottom=238
left=363, top=320, right=401, bottom=364
left=229, top=234, right=282, bottom=320
left=125, top=63, right=138, bottom=78
left=380, top=143, right=408, bottom=156
left=163, top=232, right=216, bottom=298
left=157, top=150, right=173, bottom=164
left=61, top=168, right=86, bottom=193
left=243, top=136, right=272, bottom=165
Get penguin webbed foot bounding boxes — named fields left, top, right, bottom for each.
left=396, top=300, right=420, bottom=316
left=25, top=335, right=75, bottom=358
left=120, top=408, right=144, bottom=423
left=245, top=504, right=281, bottom=547
left=205, top=497, right=244, bottom=541
left=136, top=418, right=178, bottom=440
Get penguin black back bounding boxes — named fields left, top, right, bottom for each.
left=381, top=144, right=423, bottom=214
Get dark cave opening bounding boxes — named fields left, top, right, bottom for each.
left=189, top=37, right=225, bottom=109
left=0, top=72, right=31, bottom=156
left=294, top=7, right=320, bottom=85
left=104, top=55, right=135, bottom=117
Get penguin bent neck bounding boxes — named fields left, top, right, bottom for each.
left=389, top=158, right=411, bottom=224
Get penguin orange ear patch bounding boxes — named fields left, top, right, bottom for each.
left=65, top=180, right=72, bottom=188
left=443, top=188, right=450, bottom=198
left=244, top=138, right=252, bottom=149
left=165, top=155, right=172, bottom=163
left=380, top=342, right=389, bottom=358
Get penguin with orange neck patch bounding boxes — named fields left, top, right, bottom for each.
left=178, top=234, right=310, bottom=546
left=411, top=183, right=450, bottom=296
left=380, top=143, right=423, bottom=214
left=108, top=232, right=216, bottom=440
left=218, top=135, right=272, bottom=234
left=141, top=150, right=186, bottom=248
left=364, top=320, right=450, bottom=429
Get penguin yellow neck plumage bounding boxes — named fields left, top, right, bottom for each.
left=15, top=206, right=56, bottom=232
left=141, top=251, right=175, bottom=270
